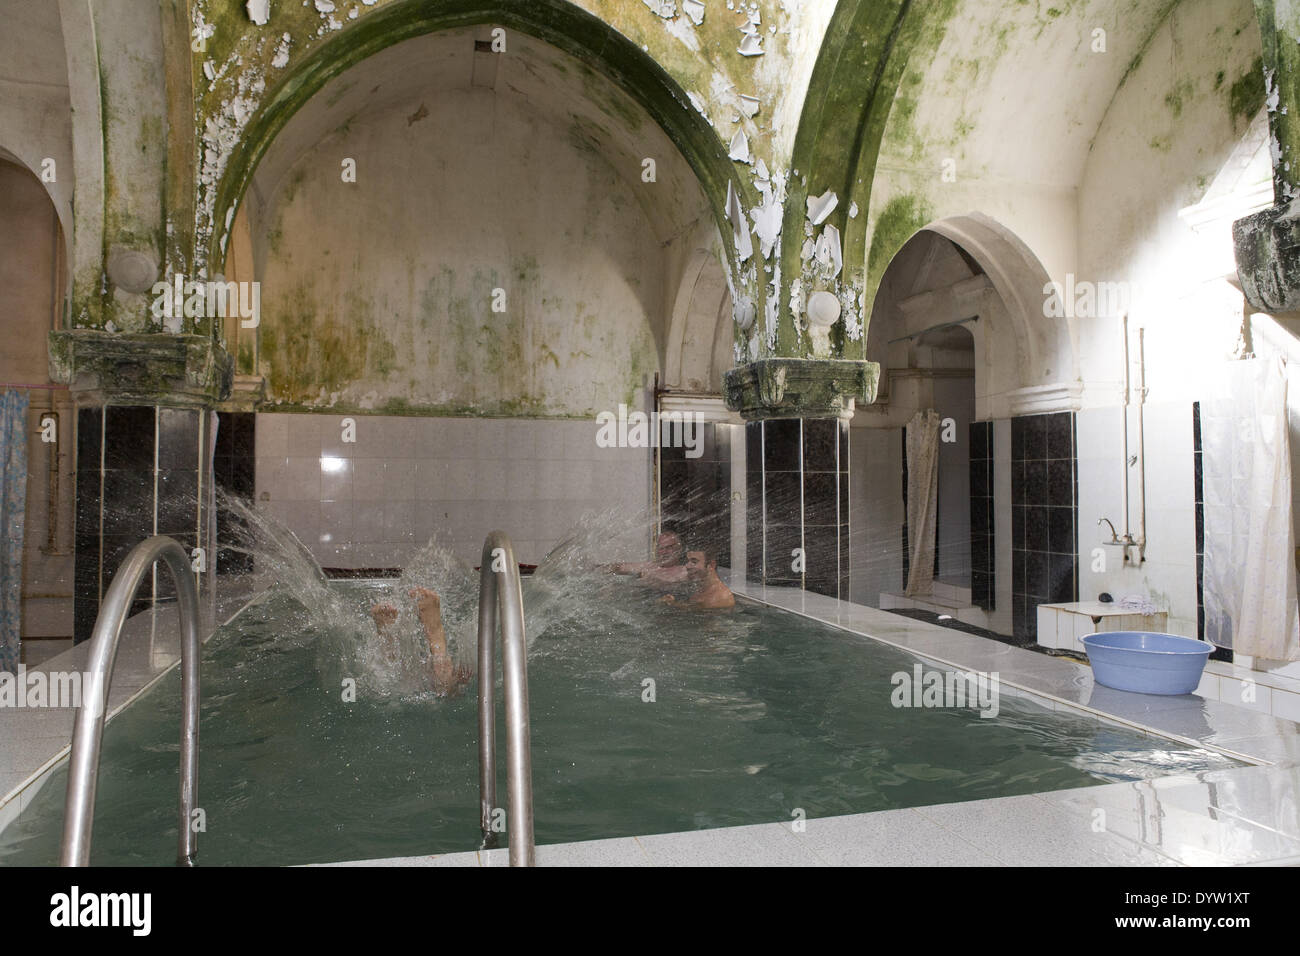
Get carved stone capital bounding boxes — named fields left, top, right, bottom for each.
left=1233, top=200, right=1300, bottom=313
left=724, top=358, right=879, bottom=421
left=48, top=330, right=233, bottom=407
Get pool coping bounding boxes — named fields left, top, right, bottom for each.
left=0, top=584, right=263, bottom=837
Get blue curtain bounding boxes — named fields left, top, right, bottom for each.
left=0, top=390, right=29, bottom=672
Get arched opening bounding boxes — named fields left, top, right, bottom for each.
left=853, top=219, right=1067, bottom=639
left=212, top=24, right=732, bottom=570
left=0, top=155, right=72, bottom=668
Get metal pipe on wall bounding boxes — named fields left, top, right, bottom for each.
left=1136, top=327, right=1148, bottom=563
left=1121, top=314, right=1131, bottom=545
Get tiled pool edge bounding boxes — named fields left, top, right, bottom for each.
left=0, top=585, right=265, bottom=836
left=723, top=576, right=1300, bottom=769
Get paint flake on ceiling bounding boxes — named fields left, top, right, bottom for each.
left=806, top=188, right=837, bottom=225
left=246, top=0, right=270, bottom=25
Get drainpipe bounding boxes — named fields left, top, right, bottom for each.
left=1135, top=327, right=1148, bottom=564
left=1120, top=314, right=1131, bottom=548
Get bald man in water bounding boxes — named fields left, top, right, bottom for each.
left=370, top=587, right=472, bottom=696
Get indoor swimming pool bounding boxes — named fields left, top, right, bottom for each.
left=0, top=563, right=1242, bottom=867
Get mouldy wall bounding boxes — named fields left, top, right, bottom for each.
left=252, top=86, right=667, bottom=416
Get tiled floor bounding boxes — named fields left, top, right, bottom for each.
left=0, top=583, right=259, bottom=834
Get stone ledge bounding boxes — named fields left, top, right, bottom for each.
left=48, top=329, right=233, bottom=407
left=1234, top=200, right=1300, bottom=313
left=723, top=358, right=879, bottom=421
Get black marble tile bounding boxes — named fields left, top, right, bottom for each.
left=765, top=524, right=802, bottom=575
left=231, top=455, right=255, bottom=497
left=1026, top=505, right=1048, bottom=553
left=1025, top=460, right=1047, bottom=503
left=1010, top=417, right=1025, bottom=462
left=661, top=460, right=689, bottom=500
left=157, top=470, right=199, bottom=535
left=1027, top=550, right=1050, bottom=600
left=103, top=406, right=156, bottom=470
left=969, top=498, right=988, bottom=540
left=838, top=420, right=849, bottom=470
left=970, top=460, right=988, bottom=499
left=1024, top=414, right=1048, bottom=461
left=1013, top=549, right=1026, bottom=592
left=157, top=408, right=199, bottom=469
left=804, top=472, right=839, bottom=527
left=1049, top=506, right=1074, bottom=555
left=1047, top=412, right=1074, bottom=460
left=746, top=421, right=762, bottom=474
left=1011, top=504, right=1025, bottom=551
left=802, top=418, right=838, bottom=473
left=969, top=421, right=989, bottom=461
left=1051, top=553, right=1077, bottom=603
left=77, top=407, right=102, bottom=471
left=1192, top=402, right=1202, bottom=453
left=803, top=529, right=840, bottom=583
left=101, top=468, right=154, bottom=538
left=763, top=419, right=801, bottom=472
left=764, top=471, right=801, bottom=519
left=1048, top=459, right=1073, bottom=507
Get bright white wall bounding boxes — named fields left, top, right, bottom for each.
left=1076, top=403, right=1199, bottom=637
left=255, top=413, right=651, bottom=569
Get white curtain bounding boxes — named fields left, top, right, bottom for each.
left=905, top=409, right=941, bottom=597
left=1202, top=357, right=1300, bottom=660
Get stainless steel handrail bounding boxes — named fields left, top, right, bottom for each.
left=476, top=530, right=535, bottom=866
left=60, top=535, right=201, bottom=867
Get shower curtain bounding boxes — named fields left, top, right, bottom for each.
left=0, top=390, right=29, bottom=672
left=905, top=409, right=941, bottom=597
left=1202, top=357, right=1300, bottom=660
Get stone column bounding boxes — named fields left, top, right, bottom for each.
left=726, top=358, right=877, bottom=599
left=1234, top=1, right=1300, bottom=311
left=50, top=330, right=232, bottom=642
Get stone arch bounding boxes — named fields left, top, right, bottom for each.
left=202, top=0, right=741, bottom=287
left=664, top=248, right=733, bottom=393
left=867, top=212, right=1075, bottom=421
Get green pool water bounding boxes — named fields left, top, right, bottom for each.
left=0, top=582, right=1239, bottom=866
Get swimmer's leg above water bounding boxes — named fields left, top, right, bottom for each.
left=369, top=588, right=472, bottom=696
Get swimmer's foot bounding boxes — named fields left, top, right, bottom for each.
left=370, top=603, right=399, bottom=633
left=408, top=586, right=441, bottom=622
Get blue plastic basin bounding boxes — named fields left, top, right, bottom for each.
left=1081, top=631, right=1212, bottom=695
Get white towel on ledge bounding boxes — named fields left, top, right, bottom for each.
left=1118, top=594, right=1158, bottom=616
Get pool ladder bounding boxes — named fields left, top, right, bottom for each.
left=60, top=536, right=201, bottom=867
left=57, top=531, right=534, bottom=866
left=476, top=530, right=536, bottom=866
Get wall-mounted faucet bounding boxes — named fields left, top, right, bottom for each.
left=1098, top=517, right=1119, bottom=543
